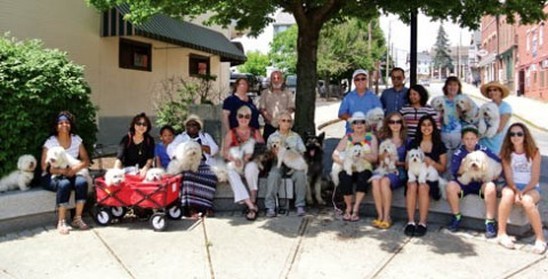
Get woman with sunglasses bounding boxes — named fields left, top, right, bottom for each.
left=167, top=114, right=220, bottom=218
left=222, top=105, right=264, bottom=221
left=265, top=111, right=307, bottom=217
left=370, top=112, right=408, bottom=229
left=478, top=81, right=512, bottom=154
left=41, top=111, right=91, bottom=234
left=404, top=114, right=447, bottom=237
left=332, top=111, right=378, bottom=222
left=399, top=84, right=440, bottom=141
left=497, top=123, right=545, bottom=254
left=222, top=77, right=260, bottom=133
left=114, top=112, right=155, bottom=177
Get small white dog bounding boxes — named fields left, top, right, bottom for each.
left=366, top=107, right=385, bottom=131
left=104, top=168, right=125, bottom=186
left=370, top=140, right=398, bottom=181
left=478, top=102, right=500, bottom=138
left=406, top=148, right=439, bottom=184
left=269, top=134, right=308, bottom=175
left=144, top=168, right=166, bottom=182
left=457, top=150, right=502, bottom=185
left=455, top=94, right=479, bottom=125
left=331, top=143, right=372, bottom=186
left=0, top=154, right=37, bottom=192
left=46, top=146, right=92, bottom=186
left=430, top=96, right=449, bottom=125
left=167, top=140, right=203, bottom=174
left=226, top=138, right=256, bottom=174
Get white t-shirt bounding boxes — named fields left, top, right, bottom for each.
left=167, top=132, right=219, bottom=165
left=511, top=152, right=534, bottom=185
left=44, top=135, right=83, bottom=158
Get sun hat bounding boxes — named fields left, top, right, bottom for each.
left=480, top=81, right=510, bottom=99
left=184, top=114, right=204, bottom=129
left=349, top=111, right=367, bottom=123
left=352, top=69, right=368, bottom=80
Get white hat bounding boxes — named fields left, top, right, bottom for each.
left=184, top=114, right=204, bottom=130
left=349, top=111, right=367, bottom=123
left=352, top=69, right=368, bottom=80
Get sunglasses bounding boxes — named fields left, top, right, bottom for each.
left=352, top=120, right=366, bottom=125
left=354, top=77, right=367, bottom=82
left=280, top=119, right=292, bottom=123
left=135, top=121, right=147, bottom=127
left=388, top=119, right=403, bottom=124
left=237, top=114, right=251, bottom=119
left=509, top=131, right=524, bottom=137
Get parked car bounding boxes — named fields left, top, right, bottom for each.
left=230, top=73, right=260, bottom=93
left=285, top=75, right=297, bottom=95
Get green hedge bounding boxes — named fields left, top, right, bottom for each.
left=0, top=34, right=97, bottom=177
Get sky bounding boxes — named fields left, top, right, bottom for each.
left=234, top=12, right=473, bottom=68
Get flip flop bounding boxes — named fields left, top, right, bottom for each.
left=342, top=213, right=352, bottom=221
left=372, top=219, right=382, bottom=228
left=350, top=214, right=360, bottom=222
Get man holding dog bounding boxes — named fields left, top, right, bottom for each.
left=338, top=69, right=382, bottom=133
left=259, top=70, right=295, bottom=142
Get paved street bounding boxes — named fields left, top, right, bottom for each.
left=1, top=83, right=548, bottom=278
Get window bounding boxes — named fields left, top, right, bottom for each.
left=119, top=39, right=152, bottom=71
left=189, top=54, right=210, bottom=76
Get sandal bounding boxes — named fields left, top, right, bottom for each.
left=372, top=219, right=382, bottom=228
left=71, top=216, right=89, bottom=230
left=350, top=214, right=360, bottom=222
left=533, top=240, right=547, bottom=255
left=498, top=235, right=515, bottom=250
left=342, top=212, right=352, bottom=221
left=378, top=220, right=392, bottom=230
left=57, top=220, right=71, bottom=235
left=245, top=207, right=258, bottom=221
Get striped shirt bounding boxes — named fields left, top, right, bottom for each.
left=399, top=104, right=440, bottom=141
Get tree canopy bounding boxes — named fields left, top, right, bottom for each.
left=88, top=0, right=547, bottom=136
left=269, top=25, right=298, bottom=75
left=237, top=51, right=270, bottom=77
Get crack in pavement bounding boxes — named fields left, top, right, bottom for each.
left=92, top=229, right=136, bottom=279
left=282, top=216, right=312, bottom=278
left=368, top=237, right=412, bottom=279
left=200, top=216, right=215, bottom=279
left=503, top=255, right=547, bottom=278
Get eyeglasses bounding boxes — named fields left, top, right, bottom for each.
left=388, top=119, right=403, bottom=125
left=354, top=77, right=367, bottom=82
left=280, top=119, right=292, bottom=123
left=237, top=114, right=251, bottom=119
left=135, top=121, right=147, bottom=127
left=509, top=131, right=524, bottom=137
left=352, top=120, right=366, bottom=125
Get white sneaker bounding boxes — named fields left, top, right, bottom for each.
left=266, top=208, right=276, bottom=218
left=533, top=240, right=547, bottom=255
left=57, top=220, right=71, bottom=235
left=296, top=207, right=306, bottom=216
left=498, top=235, right=515, bottom=249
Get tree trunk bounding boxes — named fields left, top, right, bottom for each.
left=293, top=24, right=321, bottom=137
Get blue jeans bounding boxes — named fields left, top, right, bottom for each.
left=42, top=174, right=88, bottom=207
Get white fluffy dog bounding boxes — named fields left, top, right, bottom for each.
left=366, top=107, right=385, bottom=131
left=331, top=144, right=371, bottom=186
left=226, top=138, right=256, bottom=174
left=455, top=94, right=479, bottom=125
left=370, top=140, right=398, bottom=181
left=406, top=148, right=439, bottom=184
left=0, top=154, right=37, bottom=192
left=144, top=168, right=166, bottom=182
left=167, top=140, right=203, bottom=174
left=104, top=168, right=125, bottom=186
left=430, top=96, right=449, bottom=125
left=46, top=146, right=92, bottom=186
left=478, top=102, right=500, bottom=138
left=457, top=150, right=502, bottom=185
left=269, top=134, right=308, bottom=174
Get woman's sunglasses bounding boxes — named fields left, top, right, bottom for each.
left=237, top=114, right=251, bottom=119
left=135, top=121, right=147, bottom=127
left=509, top=131, right=524, bottom=137
left=352, top=120, right=366, bottom=125
left=388, top=119, right=403, bottom=124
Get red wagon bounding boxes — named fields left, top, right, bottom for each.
left=94, top=174, right=183, bottom=231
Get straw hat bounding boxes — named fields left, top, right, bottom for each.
left=480, top=81, right=510, bottom=99
left=184, top=114, right=204, bottom=129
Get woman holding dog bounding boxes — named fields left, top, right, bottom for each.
left=479, top=81, right=512, bottom=154
left=332, top=111, right=378, bottom=222
left=399, top=84, right=440, bottom=141
left=41, top=111, right=90, bottom=234
left=371, top=112, right=408, bottom=229
left=114, top=113, right=155, bottom=177
left=167, top=114, right=219, bottom=218
left=404, top=114, right=447, bottom=237
left=497, top=123, right=546, bottom=254
left=265, top=111, right=307, bottom=217
left=222, top=105, right=264, bottom=220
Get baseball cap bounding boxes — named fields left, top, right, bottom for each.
left=352, top=69, right=368, bottom=80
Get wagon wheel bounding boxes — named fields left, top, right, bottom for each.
left=150, top=213, right=167, bottom=231
left=95, top=207, right=112, bottom=226
left=110, top=206, right=127, bottom=218
left=167, top=204, right=183, bottom=220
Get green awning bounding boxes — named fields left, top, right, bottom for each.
left=101, top=5, right=246, bottom=65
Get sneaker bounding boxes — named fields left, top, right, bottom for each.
left=447, top=216, right=461, bottom=232
left=71, top=216, right=89, bottom=230
left=415, top=224, right=427, bottom=237
left=57, top=220, right=71, bottom=235
left=533, top=240, right=547, bottom=255
left=485, top=222, right=497, bottom=239
left=498, top=235, right=515, bottom=250
left=266, top=208, right=277, bottom=218
left=296, top=207, right=306, bottom=217
left=404, top=223, right=416, bottom=237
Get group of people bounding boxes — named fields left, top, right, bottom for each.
left=333, top=68, right=545, bottom=254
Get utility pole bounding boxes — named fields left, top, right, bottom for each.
left=386, top=21, right=391, bottom=85
left=410, top=10, right=417, bottom=86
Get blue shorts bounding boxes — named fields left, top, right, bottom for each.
left=514, top=183, right=541, bottom=193
left=386, top=172, right=405, bottom=190
left=455, top=180, right=483, bottom=197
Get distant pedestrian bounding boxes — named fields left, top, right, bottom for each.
left=497, top=123, right=546, bottom=254
left=380, top=67, right=408, bottom=114
left=338, top=69, right=382, bottom=133
left=399, top=84, right=440, bottom=141
left=259, top=70, right=295, bottom=141
left=478, top=81, right=512, bottom=154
